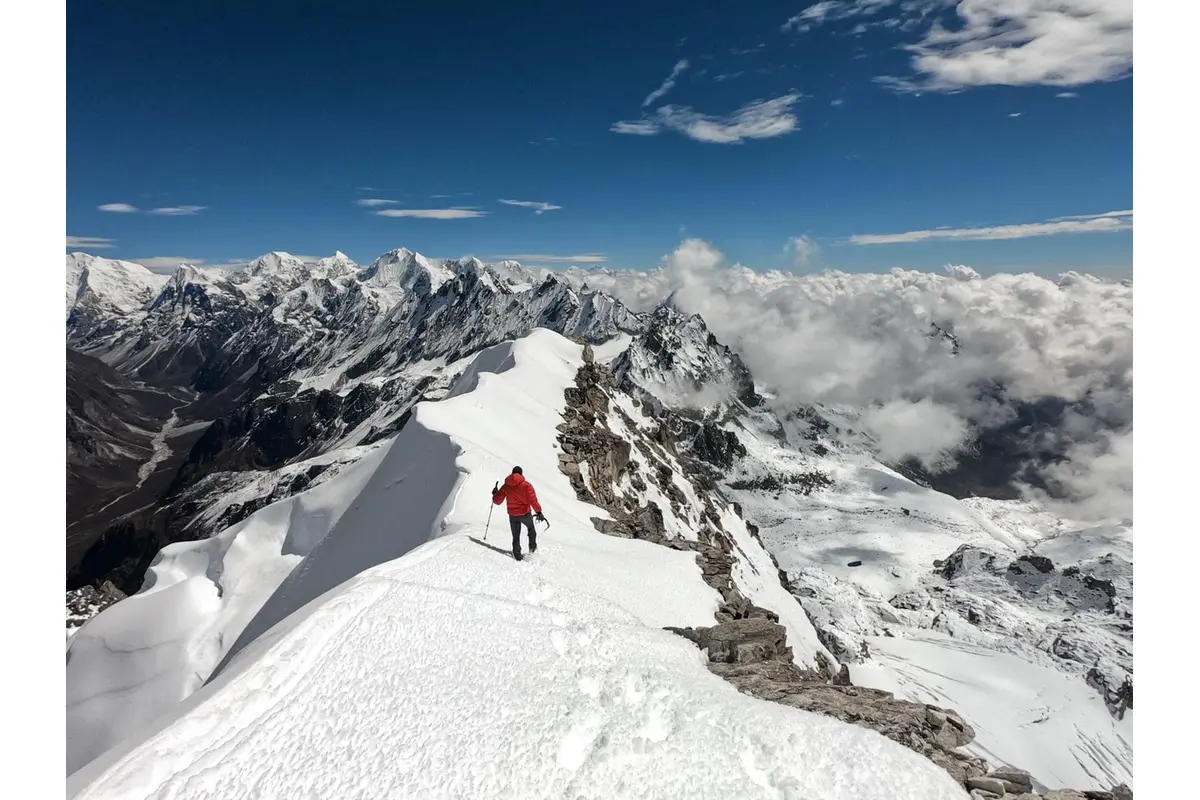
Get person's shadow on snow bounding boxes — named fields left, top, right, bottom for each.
left=468, top=536, right=514, bottom=558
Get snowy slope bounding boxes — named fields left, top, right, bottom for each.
left=722, top=415, right=1134, bottom=791
left=66, top=253, right=168, bottom=319
left=854, top=631, right=1132, bottom=792
left=66, top=329, right=968, bottom=799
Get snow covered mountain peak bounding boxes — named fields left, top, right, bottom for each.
left=359, top=247, right=455, bottom=294
left=66, top=252, right=169, bottom=323
left=245, top=251, right=311, bottom=279
left=312, top=251, right=358, bottom=279
left=614, top=299, right=761, bottom=413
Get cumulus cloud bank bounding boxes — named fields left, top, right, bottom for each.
left=560, top=239, right=1132, bottom=520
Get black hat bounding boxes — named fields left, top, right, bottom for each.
left=512, top=466, right=523, bottom=475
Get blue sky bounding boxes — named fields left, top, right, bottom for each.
left=66, top=0, right=1132, bottom=275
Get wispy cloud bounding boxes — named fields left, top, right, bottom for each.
left=875, top=0, right=1133, bottom=92
left=67, top=235, right=116, bottom=250
left=781, top=1, right=846, bottom=31
left=612, top=93, right=801, bottom=144
left=642, top=59, right=690, bottom=108
left=498, top=199, right=563, bottom=215
left=784, top=235, right=821, bottom=268
left=781, top=1, right=1131, bottom=92
left=1008, top=112, right=1022, bottom=117
left=489, top=253, right=606, bottom=264
left=431, top=192, right=475, bottom=198
left=375, top=208, right=486, bottom=219
left=98, top=203, right=138, bottom=213
left=610, top=119, right=661, bottom=136
left=147, top=205, right=207, bottom=216
left=357, top=198, right=398, bottom=207
left=1057, top=91, right=1079, bottom=98
left=848, top=210, right=1132, bottom=245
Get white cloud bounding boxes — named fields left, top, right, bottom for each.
left=848, top=210, right=1132, bottom=244
left=375, top=208, right=486, bottom=219
left=614, top=94, right=802, bottom=144
left=1008, top=112, right=1022, bottom=118
left=1050, top=209, right=1131, bottom=221
left=877, top=0, right=1133, bottom=91
left=490, top=253, right=606, bottom=263
left=643, top=59, right=690, bottom=107
left=98, top=203, right=138, bottom=213
left=944, top=264, right=981, bottom=281
left=1056, top=91, right=1080, bottom=98
left=782, top=0, right=898, bottom=32
left=558, top=237, right=1133, bottom=518
left=862, top=398, right=969, bottom=470
left=66, top=235, right=116, bottom=250
left=611, top=119, right=662, bottom=136
left=147, top=205, right=207, bottom=216
left=1024, top=429, right=1132, bottom=520
left=781, top=1, right=1131, bottom=91
left=357, top=198, right=398, bottom=207
left=785, top=235, right=821, bottom=268
left=498, top=199, right=563, bottom=215
left=830, top=98, right=845, bottom=106
left=782, top=1, right=845, bottom=31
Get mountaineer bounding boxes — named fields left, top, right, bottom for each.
left=491, top=466, right=547, bottom=561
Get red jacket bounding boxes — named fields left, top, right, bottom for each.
left=493, top=472, right=542, bottom=517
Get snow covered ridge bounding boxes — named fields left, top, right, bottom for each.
left=66, top=331, right=972, bottom=800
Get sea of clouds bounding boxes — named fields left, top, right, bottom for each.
left=563, top=239, right=1133, bottom=521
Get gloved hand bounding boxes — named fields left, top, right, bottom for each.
left=535, top=512, right=547, bottom=523
left=491, top=482, right=499, bottom=497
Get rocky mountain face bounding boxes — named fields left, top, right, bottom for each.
left=65, top=250, right=648, bottom=594
left=66, top=349, right=192, bottom=567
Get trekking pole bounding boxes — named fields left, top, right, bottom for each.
left=484, top=481, right=498, bottom=540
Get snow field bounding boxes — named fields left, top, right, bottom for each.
left=66, top=441, right=396, bottom=773
left=725, top=415, right=1134, bottom=791
left=70, top=528, right=969, bottom=800
left=854, top=631, right=1133, bottom=791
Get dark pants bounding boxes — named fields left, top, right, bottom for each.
left=510, top=513, right=537, bottom=557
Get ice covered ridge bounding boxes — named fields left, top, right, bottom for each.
left=66, top=330, right=966, bottom=799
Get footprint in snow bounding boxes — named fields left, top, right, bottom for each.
left=525, top=583, right=555, bottom=607
left=557, top=710, right=606, bottom=772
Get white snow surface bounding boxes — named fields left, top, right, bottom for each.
left=724, top=416, right=1133, bottom=791
left=854, top=631, right=1132, bottom=792
left=67, top=253, right=168, bottom=318
left=67, top=330, right=963, bottom=799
